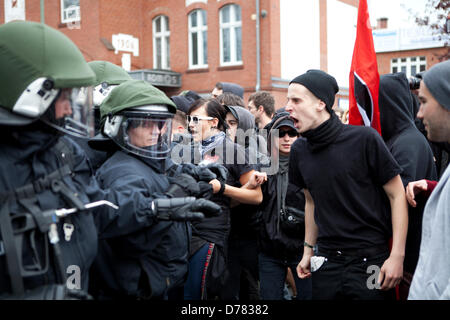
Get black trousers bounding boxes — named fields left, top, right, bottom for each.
left=220, top=237, right=259, bottom=300
left=312, top=249, right=396, bottom=300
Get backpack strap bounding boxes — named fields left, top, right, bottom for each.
left=0, top=138, right=81, bottom=295
left=0, top=200, right=25, bottom=295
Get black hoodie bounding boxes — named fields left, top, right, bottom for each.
left=225, top=106, right=264, bottom=240
left=379, top=72, right=437, bottom=273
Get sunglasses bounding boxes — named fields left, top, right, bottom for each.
left=278, top=129, right=298, bottom=138
left=187, top=115, right=214, bottom=124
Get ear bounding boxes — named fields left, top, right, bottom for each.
left=257, top=105, right=264, bottom=114
left=211, top=117, right=219, bottom=128
left=316, top=100, right=327, bottom=112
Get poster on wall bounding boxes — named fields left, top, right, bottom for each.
left=4, top=0, right=26, bottom=23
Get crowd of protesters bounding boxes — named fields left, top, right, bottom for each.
left=0, top=21, right=449, bottom=301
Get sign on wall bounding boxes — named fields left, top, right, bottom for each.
left=373, top=26, right=447, bottom=52
left=4, top=0, right=26, bottom=23
left=129, top=70, right=182, bottom=88
left=112, top=33, right=139, bottom=57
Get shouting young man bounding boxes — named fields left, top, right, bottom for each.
left=286, top=69, right=408, bottom=300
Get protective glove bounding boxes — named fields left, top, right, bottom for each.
left=202, top=163, right=228, bottom=183
left=152, top=197, right=221, bottom=221
left=166, top=173, right=213, bottom=199
left=179, top=163, right=217, bottom=182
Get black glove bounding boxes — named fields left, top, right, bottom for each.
left=167, top=173, right=214, bottom=199
left=166, top=173, right=201, bottom=198
left=152, top=197, right=221, bottom=221
left=203, top=163, right=228, bottom=182
left=180, top=163, right=217, bottom=182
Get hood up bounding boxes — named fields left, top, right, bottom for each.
left=379, top=72, right=416, bottom=142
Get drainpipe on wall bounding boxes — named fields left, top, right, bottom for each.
left=40, top=0, right=45, bottom=24
left=255, top=0, right=261, bottom=92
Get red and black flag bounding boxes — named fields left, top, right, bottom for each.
left=348, top=0, right=381, bottom=135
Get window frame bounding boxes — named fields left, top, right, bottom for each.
left=152, top=15, right=171, bottom=70
left=188, top=9, right=208, bottom=69
left=219, top=4, right=243, bottom=66
left=391, top=56, right=426, bottom=78
left=60, top=0, right=81, bottom=24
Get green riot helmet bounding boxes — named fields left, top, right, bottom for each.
left=0, top=21, right=96, bottom=138
left=101, top=80, right=177, bottom=159
left=88, top=61, right=132, bottom=134
left=88, top=61, right=132, bottom=107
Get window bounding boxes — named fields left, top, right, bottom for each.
left=219, top=4, right=242, bottom=66
left=391, top=56, right=426, bottom=78
left=61, top=0, right=80, bottom=23
left=188, top=9, right=208, bottom=69
left=153, top=15, right=170, bottom=70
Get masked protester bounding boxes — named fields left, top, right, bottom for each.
left=378, top=73, right=437, bottom=299
left=0, top=21, right=217, bottom=300
left=256, top=112, right=312, bottom=300
left=220, top=105, right=268, bottom=300
left=88, top=80, right=221, bottom=300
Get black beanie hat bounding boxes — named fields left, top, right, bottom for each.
left=289, top=69, right=339, bottom=113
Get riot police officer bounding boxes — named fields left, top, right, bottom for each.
left=0, top=21, right=219, bottom=299
left=88, top=79, right=222, bottom=299
left=70, top=60, right=133, bottom=171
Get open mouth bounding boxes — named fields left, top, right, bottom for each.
left=290, top=116, right=299, bottom=128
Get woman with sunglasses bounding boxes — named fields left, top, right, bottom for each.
left=184, top=98, right=263, bottom=300
left=252, top=111, right=312, bottom=300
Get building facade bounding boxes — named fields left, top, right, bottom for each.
left=2, top=0, right=446, bottom=111
left=373, top=20, right=448, bottom=79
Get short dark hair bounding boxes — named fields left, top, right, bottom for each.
left=248, top=91, right=275, bottom=117
left=216, top=92, right=245, bottom=107
left=215, top=82, right=223, bottom=90
left=188, top=98, right=229, bottom=132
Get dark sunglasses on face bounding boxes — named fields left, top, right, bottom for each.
left=278, top=129, right=298, bottom=138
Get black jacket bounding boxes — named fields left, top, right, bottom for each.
left=257, top=114, right=305, bottom=260
left=0, top=125, right=98, bottom=296
left=258, top=172, right=305, bottom=260
left=379, top=72, right=437, bottom=272
left=90, top=150, right=190, bottom=299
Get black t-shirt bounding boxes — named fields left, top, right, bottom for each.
left=289, top=125, right=402, bottom=250
left=191, top=137, right=254, bottom=247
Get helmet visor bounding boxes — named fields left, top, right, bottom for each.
left=42, top=87, right=95, bottom=138
left=110, top=115, right=173, bottom=159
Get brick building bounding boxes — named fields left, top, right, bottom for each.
left=1, top=0, right=446, bottom=111
left=373, top=17, right=448, bottom=80
left=1, top=0, right=286, bottom=106
left=1, top=0, right=360, bottom=110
